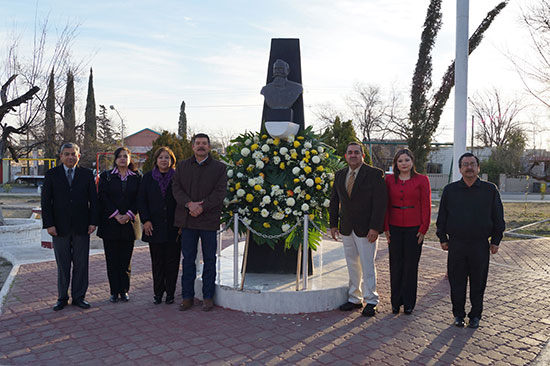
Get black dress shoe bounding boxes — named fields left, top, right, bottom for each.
left=53, top=300, right=68, bottom=311
left=72, top=299, right=91, bottom=309
left=392, top=306, right=400, bottom=314
left=404, top=308, right=413, bottom=315
left=468, top=317, right=480, bottom=329
left=454, top=316, right=465, bottom=327
left=339, top=301, right=363, bottom=311
left=109, top=295, right=119, bottom=303
left=165, top=295, right=175, bottom=304
left=120, top=293, right=129, bottom=302
left=362, top=303, right=377, bottom=317
left=153, top=296, right=162, bottom=305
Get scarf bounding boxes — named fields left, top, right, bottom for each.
left=152, top=166, right=175, bottom=198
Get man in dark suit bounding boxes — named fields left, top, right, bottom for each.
left=330, top=142, right=387, bottom=317
left=41, top=142, right=99, bottom=311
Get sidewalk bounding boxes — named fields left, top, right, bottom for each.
left=0, top=237, right=549, bottom=365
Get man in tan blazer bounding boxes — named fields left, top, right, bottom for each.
left=330, top=142, right=387, bottom=316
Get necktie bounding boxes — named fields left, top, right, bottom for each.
left=346, top=170, right=355, bottom=197
left=67, top=168, right=73, bottom=186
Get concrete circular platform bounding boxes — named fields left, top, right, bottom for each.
left=194, top=239, right=350, bottom=314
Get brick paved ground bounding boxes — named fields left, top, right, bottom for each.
left=0, top=238, right=549, bottom=365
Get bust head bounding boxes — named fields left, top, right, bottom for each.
left=273, top=59, right=290, bottom=78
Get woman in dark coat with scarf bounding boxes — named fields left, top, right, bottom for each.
left=138, top=147, right=180, bottom=304
left=98, top=147, right=141, bottom=303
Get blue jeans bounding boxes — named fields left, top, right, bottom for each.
left=180, top=228, right=217, bottom=299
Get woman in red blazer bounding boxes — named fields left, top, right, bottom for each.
left=384, top=149, right=431, bottom=315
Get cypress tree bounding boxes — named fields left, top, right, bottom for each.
left=45, top=68, right=57, bottom=157
left=84, top=68, right=96, bottom=146
left=63, top=70, right=76, bottom=143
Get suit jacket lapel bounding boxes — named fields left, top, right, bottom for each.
left=349, top=164, right=367, bottom=198
left=56, top=165, right=70, bottom=188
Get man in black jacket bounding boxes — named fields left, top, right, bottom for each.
left=41, top=143, right=99, bottom=311
left=436, top=152, right=505, bottom=328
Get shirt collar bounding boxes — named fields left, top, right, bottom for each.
left=193, top=155, right=210, bottom=165
left=347, top=164, right=361, bottom=176
left=459, top=177, right=481, bottom=188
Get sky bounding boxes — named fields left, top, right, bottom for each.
left=1, top=0, right=548, bottom=148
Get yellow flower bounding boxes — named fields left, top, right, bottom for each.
left=330, top=181, right=334, bottom=187
left=273, top=138, right=280, bottom=145
left=293, top=140, right=301, bottom=148
left=246, top=165, right=254, bottom=172
left=279, top=162, right=285, bottom=169
left=262, top=134, right=267, bottom=139
left=273, top=200, right=278, bottom=205
left=304, top=166, right=312, bottom=174
left=229, top=187, right=235, bottom=192
left=309, top=213, right=314, bottom=220
left=315, top=177, right=322, bottom=184
left=311, top=149, right=318, bottom=155
left=305, top=194, right=311, bottom=200
left=246, top=194, right=254, bottom=202
left=304, top=157, right=309, bottom=163
left=290, top=152, right=298, bottom=159
left=235, top=182, right=241, bottom=189
left=297, top=136, right=305, bottom=140
left=263, top=222, right=271, bottom=228
left=259, top=172, right=265, bottom=178
left=305, top=151, right=310, bottom=157
left=273, top=151, right=278, bottom=155
left=325, top=153, right=329, bottom=158
left=254, top=184, right=262, bottom=191
left=251, top=143, right=259, bottom=151
left=316, top=184, right=322, bottom=190
left=316, top=166, right=324, bottom=172
left=253, top=207, right=260, bottom=212
left=293, top=178, right=300, bottom=183
left=229, top=211, right=233, bottom=216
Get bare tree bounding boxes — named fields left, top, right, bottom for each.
left=346, top=83, right=387, bottom=142
left=469, top=89, right=525, bottom=147
left=312, top=102, right=345, bottom=133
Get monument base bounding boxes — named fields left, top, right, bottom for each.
left=245, top=236, right=313, bottom=275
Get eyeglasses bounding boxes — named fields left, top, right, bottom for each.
left=461, top=162, right=478, bottom=167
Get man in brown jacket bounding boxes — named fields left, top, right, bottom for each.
left=172, top=133, right=227, bottom=311
left=330, top=142, right=387, bottom=317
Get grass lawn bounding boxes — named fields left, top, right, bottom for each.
left=425, top=201, right=550, bottom=242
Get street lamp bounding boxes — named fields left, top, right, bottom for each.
left=109, top=105, right=125, bottom=146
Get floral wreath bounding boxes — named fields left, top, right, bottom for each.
left=221, top=126, right=342, bottom=250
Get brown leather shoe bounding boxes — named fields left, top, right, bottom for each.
left=179, top=298, right=193, bottom=311
left=202, top=298, right=214, bottom=312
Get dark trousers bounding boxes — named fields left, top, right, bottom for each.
left=103, top=239, right=134, bottom=296
left=53, top=234, right=90, bottom=301
left=181, top=228, right=217, bottom=300
left=388, top=225, right=423, bottom=310
left=447, top=238, right=490, bottom=319
left=149, top=241, right=181, bottom=298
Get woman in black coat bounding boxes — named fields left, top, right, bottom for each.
left=98, top=147, right=141, bottom=303
left=138, top=146, right=180, bottom=304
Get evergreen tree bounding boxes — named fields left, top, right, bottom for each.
left=142, top=131, right=192, bottom=173
left=97, top=105, right=119, bottom=146
left=407, top=0, right=509, bottom=172
left=178, top=100, right=187, bottom=138
left=84, top=68, right=96, bottom=147
left=320, top=116, right=371, bottom=164
left=63, top=70, right=76, bottom=143
left=44, top=69, right=57, bottom=158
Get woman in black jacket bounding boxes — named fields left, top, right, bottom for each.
left=98, top=147, right=141, bottom=303
left=138, top=147, right=180, bottom=304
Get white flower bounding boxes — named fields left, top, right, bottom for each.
left=301, top=203, right=309, bottom=212
left=281, top=224, right=290, bottom=232
left=293, top=210, right=301, bottom=216
left=253, top=135, right=260, bottom=143
left=273, top=156, right=281, bottom=165
left=292, top=167, right=301, bottom=175
left=323, top=199, right=330, bottom=207
left=227, top=169, right=234, bottom=178
left=301, top=149, right=306, bottom=155
left=252, top=151, right=264, bottom=159
left=305, top=178, right=314, bottom=187
left=261, top=209, right=269, bottom=218
left=237, top=172, right=244, bottom=178
left=256, top=160, right=265, bottom=169
left=294, top=186, right=301, bottom=194
left=304, top=141, right=312, bottom=149
left=266, top=138, right=274, bottom=144
left=248, top=178, right=256, bottom=187
left=285, top=155, right=291, bottom=161
left=285, top=208, right=292, bottom=214
left=318, top=146, right=324, bottom=153
left=241, top=148, right=250, bottom=157
left=279, top=147, right=288, bottom=155
left=312, top=156, right=321, bottom=164
left=299, top=174, right=306, bottom=181
left=299, top=160, right=306, bottom=168
left=237, top=189, right=245, bottom=197
left=272, top=212, right=284, bottom=220
left=287, top=135, right=295, bottom=142
left=286, top=197, right=296, bottom=207
left=242, top=217, right=251, bottom=226
left=245, top=139, right=252, bottom=146
left=262, top=195, right=271, bottom=204
left=261, top=144, right=270, bottom=152
left=223, top=198, right=229, bottom=205
left=238, top=208, right=246, bottom=215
